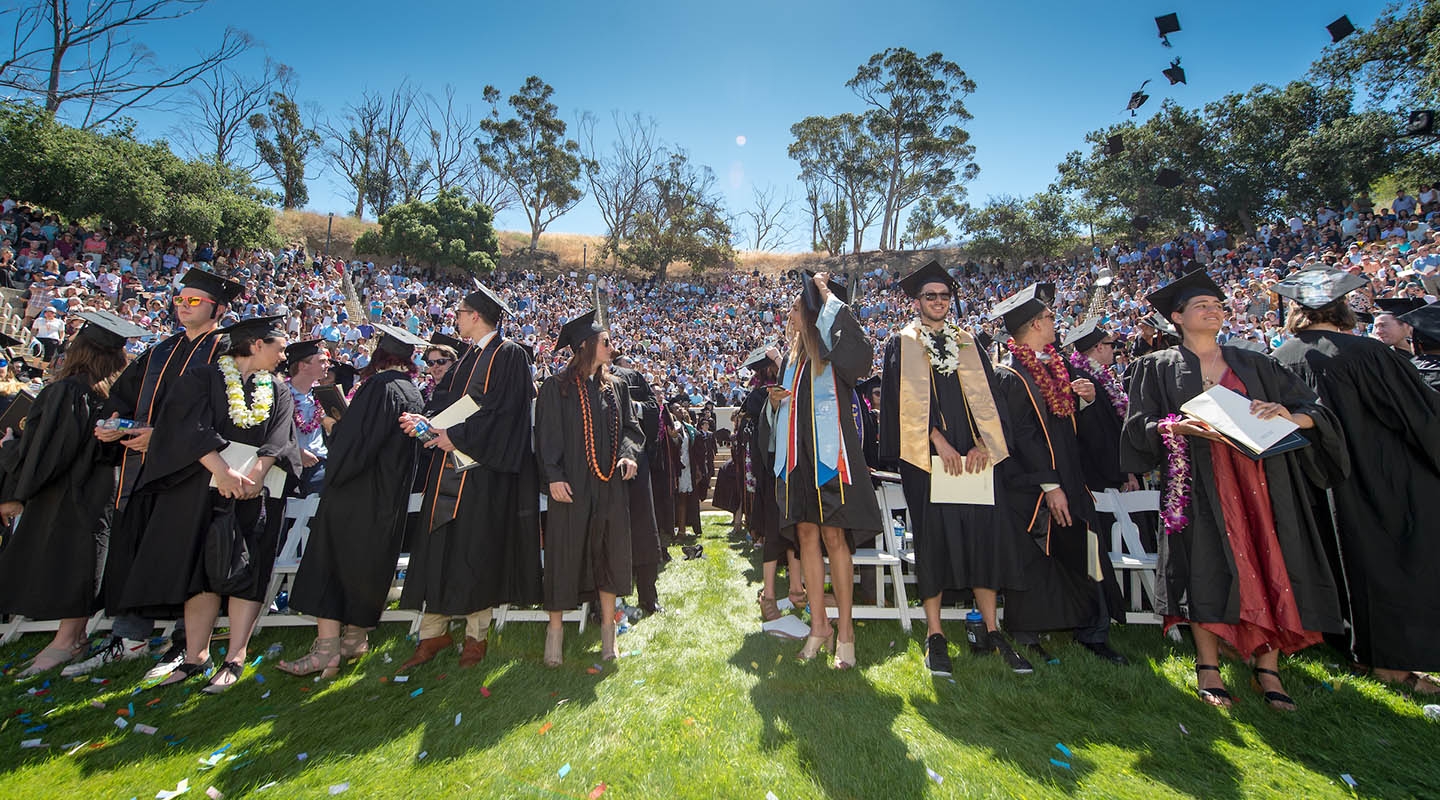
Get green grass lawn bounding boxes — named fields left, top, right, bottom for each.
left=1, top=516, right=1437, bottom=799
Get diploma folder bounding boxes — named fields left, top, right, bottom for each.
left=1179, top=385, right=1309, bottom=460
left=313, top=384, right=347, bottom=421
left=210, top=442, right=289, bottom=497
left=428, top=394, right=481, bottom=471
left=929, top=456, right=995, bottom=505
left=0, top=389, right=37, bottom=436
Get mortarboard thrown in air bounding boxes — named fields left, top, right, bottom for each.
left=1163, top=58, right=1186, bottom=86
left=221, top=314, right=287, bottom=340
left=1103, top=133, right=1125, bottom=157
left=556, top=309, right=607, bottom=352
left=463, top=279, right=512, bottom=320
left=1145, top=270, right=1225, bottom=323
left=73, top=310, right=148, bottom=349
left=374, top=324, right=427, bottom=357
left=1128, top=81, right=1151, bottom=116
left=1062, top=317, right=1109, bottom=352
left=1270, top=266, right=1368, bottom=309
left=1155, top=12, right=1180, bottom=46
left=180, top=268, right=246, bottom=305
left=1327, top=15, right=1356, bottom=43
left=990, top=283, right=1056, bottom=334
left=801, top=270, right=849, bottom=313
left=429, top=331, right=468, bottom=356
left=898, top=260, right=959, bottom=298
left=284, top=339, right=325, bottom=365
left=1156, top=168, right=1184, bottom=189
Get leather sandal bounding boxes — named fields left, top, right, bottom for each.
left=19, top=642, right=87, bottom=677
left=543, top=626, right=564, bottom=668
left=834, top=639, right=857, bottom=670
left=797, top=630, right=833, bottom=662
left=154, top=658, right=213, bottom=689
left=339, top=626, right=371, bottom=659
left=1251, top=666, right=1296, bottom=711
left=277, top=637, right=341, bottom=679
left=1196, top=664, right=1233, bottom=708
left=202, top=660, right=244, bottom=695
left=758, top=591, right=782, bottom=622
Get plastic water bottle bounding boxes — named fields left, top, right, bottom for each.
left=265, top=642, right=283, bottom=659
left=964, top=609, right=988, bottom=653
left=273, top=590, right=289, bottom=613
left=412, top=420, right=437, bottom=443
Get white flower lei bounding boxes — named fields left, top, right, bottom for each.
left=919, top=323, right=967, bottom=375
left=218, top=355, right=274, bottom=429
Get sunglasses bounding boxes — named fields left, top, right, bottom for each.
left=173, top=296, right=217, bottom=307
left=920, top=291, right=953, bottom=302
left=425, top=357, right=453, bottom=366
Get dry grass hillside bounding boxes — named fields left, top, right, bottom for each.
left=274, top=209, right=966, bottom=279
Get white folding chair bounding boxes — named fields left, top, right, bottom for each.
left=1093, top=488, right=1162, bottom=624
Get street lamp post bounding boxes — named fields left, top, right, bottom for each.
left=324, top=212, right=334, bottom=260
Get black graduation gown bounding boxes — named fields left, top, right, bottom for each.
left=1069, top=362, right=1127, bottom=490
left=776, top=303, right=884, bottom=550
left=0, top=378, right=118, bottom=619
left=106, top=329, right=227, bottom=511
left=1274, top=331, right=1440, bottom=669
left=993, top=355, right=1125, bottom=632
left=612, top=366, right=662, bottom=570
left=650, top=404, right=677, bottom=540
left=105, top=367, right=301, bottom=617
left=1119, top=346, right=1349, bottom=632
left=288, top=371, right=424, bottom=627
left=401, top=337, right=543, bottom=616
left=741, top=386, right=785, bottom=560
left=1410, top=352, right=1440, bottom=392
left=879, top=335, right=1026, bottom=600
left=536, top=370, right=644, bottom=609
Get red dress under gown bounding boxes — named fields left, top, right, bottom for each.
left=1164, top=369, right=1323, bottom=656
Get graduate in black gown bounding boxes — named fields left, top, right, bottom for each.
left=1272, top=275, right=1440, bottom=695
left=1121, top=270, right=1349, bottom=711
left=1372, top=298, right=1440, bottom=391
left=612, top=353, right=665, bottom=615
left=0, top=313, right=139, bottom=676
left=536, top=310, right=643, bottom=666
left=880, top=262, right=1031, bottom=676
left=79, top=269, right=243, bottom=680
left=397, top=284, right=542, bottom=671
left=109, top=315, right=301, bottom=693
left=990, top=284, right=1128, bottom=666
left=280, top=325, right=426, bottom=679
left=1064, top=319, right=1140, bottom=495
left=742, top=344, right=806, bottom=623
left=773, top=271, right=883, bottom=669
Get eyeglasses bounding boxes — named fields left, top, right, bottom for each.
left=1097, top=340, right=1117, bottom=348
left=173, top=296, right=217, bottom=308
left=425, top=357, right=453, bottom=366
left=920, top=291, right=953, bottom=302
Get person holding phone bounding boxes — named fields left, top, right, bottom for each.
left=1121, top=270, right=1348, bottom=711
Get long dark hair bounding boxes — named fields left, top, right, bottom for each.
left=360, top=347, right=417, bottom=380
left=57, top=336, right=128, bottom=399
left=557, top=334, right=610, bottom=396
left=787, top=294, right=825, bottom=369
left=223, top=330, right=283, bottom=359
left=1285, top=299, right=1357, bottom=334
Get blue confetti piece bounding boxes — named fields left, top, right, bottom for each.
left=166, top=738, right=188, bottom=747
left=24, top=725, right=45, bottom=733
left=127, top=703, right=134, bottom=718
left=557, top=763, right=571, bottom=778
left=219, top=647, right=226, bottom=656
left=212, top=744, right=231, bottom=756
left=409, top=688, right=423, bottom=698
left=251, top=656, right=264, bottom=667
left=1055, top=742, right=1073, bottom=758
left=1050, top=758, right=1072, bottom=770
left=40, top=680, right=49, bottom=689
left=255, top=674, right=265, bottom=684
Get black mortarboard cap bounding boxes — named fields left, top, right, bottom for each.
left=1406, top=110, right=1435, bottom=136
left=463, top=279, right=512, bottom=319
left=1156, top=168, right=1184, bottom=189
left=976, top=331, right=995, bottom=351
left=1103, top=134, right=1125, bottom=157
left=374, top=323, right=427, bottom=357
left=1397, top=303, right=1440, bottom=346
left=429, top=331, right=468, bottom=356
left=741, top=343, right=779, bottom=371
left=1062, top=317, right=1109, bottom=352
left=1271, top=267, right=1368, bottom=309
left=1128, top=81, right=1151, bottom=116
left=180, top=268, right=245, bottom=305
left=801, top=270, right=849, bottom=313
left=0, top=331, right=22, bottom=349
left=898, top=260, right=959, bottom=298
left=1156, top=12, right=1180, bottom=46
left=1327, top=15, right=1355, bottom=43
left=17, top=359, right=45, bottom=380
left=556, top=309, right=607, bottom=352
left=1145, top=270, right=1225, bottom=323
left=1374, top=297, right=1427, bottom=317
left=285, top=339, right=325, bottom=364
left=74, top=310, right=148, bottom=349
left=1162, top=58, right=1186, bottom=86
left=221, top=314, right=287, bottom=340
left=990, top=283, right=1056, bottom=334
left=516, top=340, right=535, bottom=365
left=1132, top=215, right=1152, bottom=230
left=855, top=375, right=881, bottom=396
left=331, top=363, right=357, bottom=395
left=1354, top=309, right=1374, bottom=323
left=1142, top=313, right=1179, bottom=337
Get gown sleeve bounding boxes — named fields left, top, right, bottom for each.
left=0, top=382, right=88, bottom=503
left=817, top=299, right=874, bottom=387
left=878, top=335, right=902, bottom=463
left=1119, top=355, right=1169, bottom=475
left=142, top=370, right=227, bottom=484
left=445, top=345, right=533, bottom=471
left=1350, top=348, right=1440, bottom=475
left=322, top=376, right=416, bottom=489
left=615, top=379, right=645, bottom=464
left=535, top=377, right=567, bottom=486
left=994, top=366, right=1060, bottom=486
left=255, top=377, right=302, bottom=479
left=103, top=348, right=148, bottom=420
left=1257, top=354, right=1349, bottom=489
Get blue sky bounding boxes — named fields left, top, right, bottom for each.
left=119, top=0, right=1388, bottom=249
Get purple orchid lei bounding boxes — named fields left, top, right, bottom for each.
left=1159, top=414, right=1191, bottom=535
left=1069, top=351, right=1129, bottom=418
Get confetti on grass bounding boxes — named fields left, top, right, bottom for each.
left=538, top=722, right=553, bottom=735
left=557, top=763, right=571, bottom=778
left=926, top=767, right=943, bottom=784
left=1055, top=742, right=1073, bottom=758
left=1050, top=758, right=1072, bottom=770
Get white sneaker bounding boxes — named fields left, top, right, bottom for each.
left=60, top=637, right=147, bottom=677
left=142, top=643, right=188, bottom=682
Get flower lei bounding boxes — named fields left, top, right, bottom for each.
left=576, top=372, right=620, bottom=481
left=218, top=355, right=274, bottom=429
left=290, top=383, right=323, bottom=434
left=1068, top=350, right=1129, bottom=418
left=1159, top=414, right=1191, bottom=535
left=919, top=323, right=967, bottom=375
left=1005, top=341, right=1076, bottom=417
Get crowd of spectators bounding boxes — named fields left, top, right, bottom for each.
left=2, top=182, right=1438, bottom=404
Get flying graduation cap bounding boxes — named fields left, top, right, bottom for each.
left=1155, top=168, right=1184, bottom=189
left=1406, top=110, right=1436, bottom=137
left=1327, top=15, right=1355, bottom=43
left=1128, top=80, right=1151, bottom=116
left=1163, top=58, right=1186, bottom=86
left=1103, top=134, right=1125, bottom=157
left=1155, top=12, right=1180, bottom=47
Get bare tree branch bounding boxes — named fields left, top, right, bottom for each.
left=578, top=110, right=663, bottom=259
left=740, top=183, right=797, bottom=251
left=463, top=137, right=519, bottom=216
left=173, top=59, right=284, bottom=171
left=322, top=89, right=385, bottom=218
left=411, top=84, right=479, bottom=198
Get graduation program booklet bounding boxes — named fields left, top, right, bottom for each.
left=313, top=384, right=347, bottom=421
left=929, top=456, right=994, bottom=505
left=1179, top=385, right=1307, bottom=460
left=210, top=442, right=288, bottom=496
left=428, top=394, right=481, bottom=471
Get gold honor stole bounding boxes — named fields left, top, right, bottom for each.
left=897, top=321, right=1009, bottom=471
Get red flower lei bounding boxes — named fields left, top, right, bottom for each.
left=291, top=384, right=323, bottom=434
left=1006, top=341, right=1076, bottom=417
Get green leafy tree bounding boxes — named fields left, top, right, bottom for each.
left=353, top=187, right=500, bottom=273
left=789, top=113, right=885, bottom=253
left=900, top=196, right=962, bottom=249
left=614, top=151, right=733, bottom=279
left=479, top=76, right=584, bottom=251
left=249, top=77, right=319, bottom=210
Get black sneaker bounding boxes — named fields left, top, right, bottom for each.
left=924, top=634, right=953, bottom=677
left=1080, top=640, right=1130, bottom=666
left=1025, top=641, right=1060, bottom=665
left=143, top=642, right=188, bottom=682
left=990, top=633, right=1034, bottom=674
